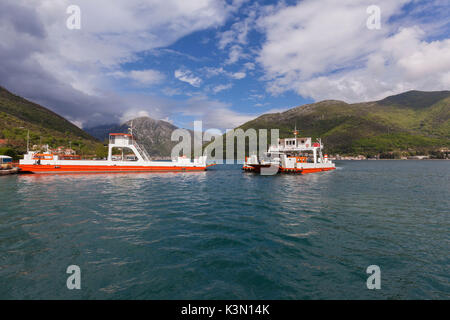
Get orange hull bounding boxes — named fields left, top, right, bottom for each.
left=280, top=167, right=336, bottom=174
left=19, top=164, right=208, bottom=173
left=243, top=166, right=335, bottom=174
left=242, top=164, right=274, bottom=173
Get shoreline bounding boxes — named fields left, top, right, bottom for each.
left=332, top=158, right=450, bottom=161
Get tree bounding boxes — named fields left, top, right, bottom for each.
left=0, top=147, right=18, bottom=160
left=95, top=145, right=108, bottom=159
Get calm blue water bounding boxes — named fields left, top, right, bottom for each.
left=0, top=161, right=449, bottom=299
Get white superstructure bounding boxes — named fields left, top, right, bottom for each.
left=19, top=132, right=209, bottom=173
left=243, top=131, right=335, bottom=174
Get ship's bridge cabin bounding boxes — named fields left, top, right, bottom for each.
left=109, top=133, right=133, bottom=147
left=279, top=137, right=312, bottom=149
left=107, top=133, right=150, bottom=162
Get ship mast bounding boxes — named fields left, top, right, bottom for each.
left=129, top=120, right=133, bottom=136
left=293, top=123, right=298, bottom=152
left=27, top=130, right=30, bottom=153
left=128, top=120, right=134, bottom=143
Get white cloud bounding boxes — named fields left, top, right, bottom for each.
left=254, top=102, right=270, bottom=107
left=218, top=30, right=235, bottom=50
left=225, top=44, right=247, bottom=64
left=121, top=94, right=255, bottom=129
left=244, top=62, right=255, bottom=70
left=68, top=119, right=84, bottom=129
left=264, top=107, right=289, bottom=114
left=203, top=67, right=226, bottom=78
left=159, top=117, right=174, bottom=124
left=202, top=107, right=254, bottom=129
left=294, top=27, right=450, bottom=102
left=128, top=70, right=165, bottom=85
left=179, top=96, right=254, bottom=128
left=212, top=83, right=233, bottom=94
left=256, top=0, right=450, bottom=102
left=201, top=66, right=246, bottom=80
left=120, top=109, right=151, bottom=123
left=217, top=4, right=257, bottom=65
left=110, top=69, right=165, bottom=86
left=106, top=93, right=256, bottom=130
left=388, top=28, right=450, bottom=80
left=174, top=69, right=202, bottom=87
left=162, top=87, right=183, bottom=96
left=0, top=0, right=245, bottom=126
left=231, top=72, right=246, bottom=79
left=218, top=17, right=250, bottom=49
left=248, top=93, right=264, bottom=100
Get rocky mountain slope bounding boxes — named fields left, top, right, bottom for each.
left=86, top=117, right=181, bottom=158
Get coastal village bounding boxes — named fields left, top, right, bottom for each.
left=330, top=149, right=450, bottom=160
left=1, top=138, right=449, bottom=165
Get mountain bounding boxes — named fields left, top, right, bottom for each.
left=86, top=117, right=181, bottom=158
left=3, top=85, right=448, bottom=160
left=235, top=90, right=450, bottom=157
left=84, top=123, right=123, bottom=142
left=0, top=86, right=101, bottom=157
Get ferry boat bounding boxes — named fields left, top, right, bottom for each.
left=0, top=155, right=20, bottom=175
left=19, top=132, right=210, bottom=173
left=243, top=129, right=336, bottom=174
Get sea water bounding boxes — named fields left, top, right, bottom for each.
left=0, top=160, right=448, bottom=299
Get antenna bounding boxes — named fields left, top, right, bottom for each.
left=130, top=120, right=135, bottom=145
left=27, top=130, right=30, bottom=152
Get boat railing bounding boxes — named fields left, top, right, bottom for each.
left=133, top=140, right=151, bottom=161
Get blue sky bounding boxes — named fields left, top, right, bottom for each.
left=111, top=1, right=314, bottom=128
left=0, top=0, right=449, bottom=130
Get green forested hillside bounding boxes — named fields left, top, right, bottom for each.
left=234, top=90, right=450, bottom=157
left=1, top=86, right=449, bottom=160
left=0, top=86, right=102, bottom=159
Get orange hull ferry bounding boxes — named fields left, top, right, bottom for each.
left=243, top=129, right=336, bottom=174
left=19, top=132, right=211, bottom=174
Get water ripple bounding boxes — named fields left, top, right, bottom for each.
left=0, top=161, right=449, bottom=299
